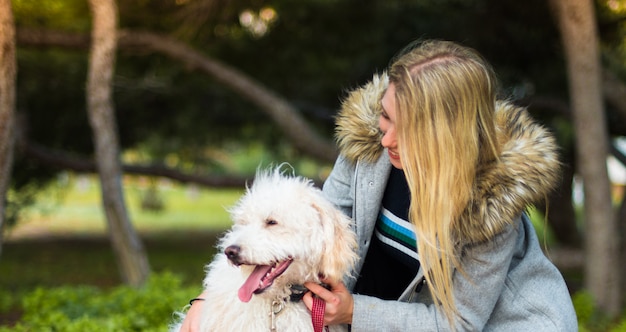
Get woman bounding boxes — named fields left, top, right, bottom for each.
left=180, top=40, right=577, bottom=331
left=302, top=40, right=577, bottom=331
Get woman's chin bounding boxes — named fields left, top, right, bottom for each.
left=390, top=159, right=403, bottom=169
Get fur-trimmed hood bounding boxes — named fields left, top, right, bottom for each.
left=334, top=73, right=561, bottom=245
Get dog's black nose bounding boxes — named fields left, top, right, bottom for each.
left=225, top=245, right=241, bottom=264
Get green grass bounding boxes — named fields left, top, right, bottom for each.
left=7, top=175, right=243, bottom=238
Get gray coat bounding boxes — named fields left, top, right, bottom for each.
left=321, top=74, right=578, bottom=331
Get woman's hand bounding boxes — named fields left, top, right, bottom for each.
left=178, top=291, right=208, bottom=332
left=303, top=278, right=354, bottom=326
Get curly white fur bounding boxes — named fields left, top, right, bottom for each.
left=171, top=167, right=357, bottom=332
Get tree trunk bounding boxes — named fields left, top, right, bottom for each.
left=0, top=0, right=17, bottom=258
left=550, top=0, right=621, bottom=315
left=87, top=0, right=150, bottom=287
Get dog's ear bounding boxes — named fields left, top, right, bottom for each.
left=312, top=201, right=358, bottom=282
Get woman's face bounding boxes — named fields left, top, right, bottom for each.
left=379, top=83, right=402, bottom=169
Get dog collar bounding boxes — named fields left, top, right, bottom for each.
left=289, top=284, right=307, bottom=302
left=288, top=282, right=331, bottom=302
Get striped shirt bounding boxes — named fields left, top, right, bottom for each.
left=354, top=167, right=420, bottom=300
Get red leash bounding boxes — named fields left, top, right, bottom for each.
left=311, top=295, right=329, bottom=332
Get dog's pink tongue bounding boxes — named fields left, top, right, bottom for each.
left=238, top=264, right=272, bottom=302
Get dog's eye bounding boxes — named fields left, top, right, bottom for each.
left=265, top=219, right=278, bottom=226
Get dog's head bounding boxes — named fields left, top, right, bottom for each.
left=218, top=166, right=358, bottom=303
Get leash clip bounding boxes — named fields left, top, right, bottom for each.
left=269, top=299, right=284, bottom=331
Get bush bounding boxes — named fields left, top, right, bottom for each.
left=0, top=272, right=200, bottom=332
left=574, top=290, right=626, bottom=332
left=6, top=278, right=626, bottom=331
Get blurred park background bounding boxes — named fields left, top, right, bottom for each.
left=1, top=0, right=626, bottom=330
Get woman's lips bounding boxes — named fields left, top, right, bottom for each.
left=388, top=150, right=400, bottom=160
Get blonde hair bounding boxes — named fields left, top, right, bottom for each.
left=388, top=40, right=500, bottom=325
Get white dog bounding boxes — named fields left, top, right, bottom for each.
left=171, top=167, right=358, bottom=332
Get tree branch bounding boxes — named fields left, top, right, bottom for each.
left=22, top=141, right=250, bottom=188
left=16, top=28, right=338, bottom=162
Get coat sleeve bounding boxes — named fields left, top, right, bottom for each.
left=350, top=221, right=520, bottom=331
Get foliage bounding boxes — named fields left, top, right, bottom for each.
left=526, top=206, right=556, bottom=245
left=11, top=0, right=577, bottom=164
left=10, top=1, right=626, bottom=166
left=5, top=280, right=626, bottom=331
left=574, top=290, right=626, bottom=331
left=0, top=272, right=198, bottom=332
left=12, top=0, right=90, bottom=32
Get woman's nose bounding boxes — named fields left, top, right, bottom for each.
left=381, top=128, right=396, bottom=148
